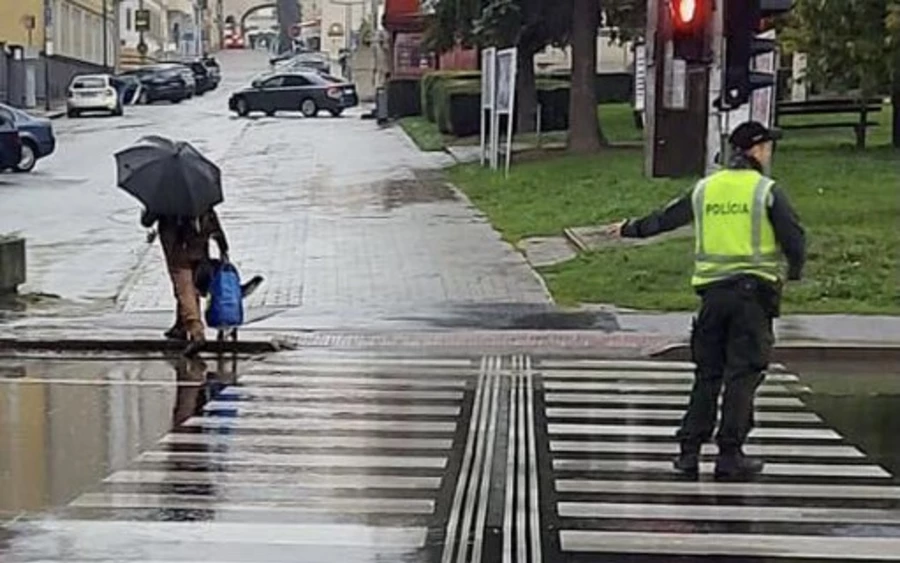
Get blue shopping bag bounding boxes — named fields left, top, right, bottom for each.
left=205, top=261, right=244, bottom=329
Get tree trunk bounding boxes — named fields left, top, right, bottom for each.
left=568, top=0, right=605, bottom=153
left=516, top=46, right=538, bottom=134
left=893, top=50, right=900, bottom=149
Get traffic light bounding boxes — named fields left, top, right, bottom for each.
left=670, top=0, right=712, bottom=63
left=722, top=0, right=793, bottom=108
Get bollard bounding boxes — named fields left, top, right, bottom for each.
left=0, top=235, right=26, bottom=295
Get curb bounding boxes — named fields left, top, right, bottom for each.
left=651, top=342, right=900, bottom=363
left=0, top=338, right=283, bottom=354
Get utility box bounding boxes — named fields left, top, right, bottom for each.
left=0, top=236, right=26, bottom=295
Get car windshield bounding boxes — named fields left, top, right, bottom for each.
left=72, top=77, right=106, bottom=89
left=0, top=104, right=26, bottom=123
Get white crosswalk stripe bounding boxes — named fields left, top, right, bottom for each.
left=28, top=354, right=483, bottom=563
left=540, top=359, right=900, bottom=561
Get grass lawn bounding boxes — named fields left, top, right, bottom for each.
left=449, top=104, right=900, bottom=314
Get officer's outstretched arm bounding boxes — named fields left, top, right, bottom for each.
left=620, top=192, right=694, bottom=239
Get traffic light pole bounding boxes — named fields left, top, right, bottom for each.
left=644, top=0, right=710, bottom=178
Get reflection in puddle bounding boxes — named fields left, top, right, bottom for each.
left=0, top=354, right=241, bottom=517
left=791, top=360, right=900, bottom=478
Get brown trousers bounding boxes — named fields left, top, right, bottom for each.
left=159, top=226, right=205, bottom=341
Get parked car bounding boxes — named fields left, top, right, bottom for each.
left=185, top=60, right=217, bottom=94
left=154, top=63, right=195, bottom=97
left=0, top=103, right=55, bottom=172
left=275, top=52, right=331, bottom=75
left=202, top=56, right=221, bottom=82
left=228, top=71, right=359, bottom=118
left=0, top=108, right=22, bottom=172
left=66, top=74, right=123, bottom=117
left=121, top=65, right=191, bottom=104
left=114, top=73, right=143, bottom=105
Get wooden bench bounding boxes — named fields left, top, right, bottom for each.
left=775, top=97, right=883, bottom=149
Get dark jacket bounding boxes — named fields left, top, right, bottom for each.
left=142, top=209, right=229, bottom=261
left=621, top=154, right=806, bottom=287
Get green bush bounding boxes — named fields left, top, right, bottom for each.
left=432, top=78, right=571, bottom=137
left=421, top=71, right=482, bottom=122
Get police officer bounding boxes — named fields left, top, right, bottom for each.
left=607, top=121, right=806, bottom=481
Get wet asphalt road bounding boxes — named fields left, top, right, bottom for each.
left=0, top=49, right=569, bottom=333
left=1, top=353, right=899, bottom=562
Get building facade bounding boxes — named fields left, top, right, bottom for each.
left=50, top=0, right=117, bottom=67
left=1, top=0, right=115, bottom=107
left=119, top=0, right=169, bottom=64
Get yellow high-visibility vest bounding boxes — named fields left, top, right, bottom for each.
left=691, top=169, right=781, bottom=288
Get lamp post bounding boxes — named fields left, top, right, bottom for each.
left=102, top=0, right=109, bottom=71
left=43, top=0, right=51, bottom=111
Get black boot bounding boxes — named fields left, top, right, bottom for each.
left=164, top=325, right=188, bottom=341
left=673, top=443, right=700, bottom=478
left=714, top=452, right=765, bottom=482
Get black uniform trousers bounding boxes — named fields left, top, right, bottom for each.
left=676, top=275, right=777, bottom=456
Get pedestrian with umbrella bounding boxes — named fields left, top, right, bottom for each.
left=115, top=136, right=230, bottom=348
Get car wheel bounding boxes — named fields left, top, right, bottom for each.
left=265, top=109, right=276, bottom=117
left=329, top=109, right=343, bottom=118
left=173, top=97, right=183, bottom=104
left=14, top=141, right=37, bottom=173
left=66, top=109, right=78, bottom=118
left=235, top=98, right=250, bottom=117
left=113, top=105, right=124, bottom=117
left=300, top=98, right=318, bottom=117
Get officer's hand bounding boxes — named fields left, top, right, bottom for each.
left=603, top=220, right=628, bottom=239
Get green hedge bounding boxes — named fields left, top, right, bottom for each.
left=431, top=77, right=571, bottom=137
left=421, top=71, right=481, bottom=122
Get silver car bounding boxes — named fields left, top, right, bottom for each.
left=66, top=74, right=123, bottom=117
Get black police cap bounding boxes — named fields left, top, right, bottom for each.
left=729, top=121, right=782, bottom=151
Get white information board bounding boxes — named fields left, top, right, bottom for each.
left=751, top=29, right=777, bottom=129
left=634, top=44, right=647, bottom=112
left=494, top=48, right=517, bottom=176
left=480, top=47, right=497, bottom=167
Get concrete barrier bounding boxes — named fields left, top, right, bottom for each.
left=0, top=235, right=25, bottom=294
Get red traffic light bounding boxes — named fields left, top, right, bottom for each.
left=672, top=0, right=698, bottom=27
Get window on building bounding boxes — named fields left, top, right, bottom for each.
left=126, top=8, right=132, bottom=31
left=60, top=3, right=70, bottom=55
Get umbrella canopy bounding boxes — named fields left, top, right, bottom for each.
left=115, top=135, right=223, bottom=217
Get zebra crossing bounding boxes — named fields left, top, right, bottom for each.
left=5, top=353, right=900, bottom=562
left=538, top=358, right=900, bottom=561
left=7, top=353, right=486, bottom=562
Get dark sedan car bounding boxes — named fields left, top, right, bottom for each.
left=185, top=60, right=218, bottom=94
left=228, top=72, right=358, bottom=118
left=0, top=103, right=55, bottom=172
left=0, top=109, right=22, bottom=171
left=121, top=65, right=191, bottom=104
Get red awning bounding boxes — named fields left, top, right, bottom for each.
left=385, top=0, right=420, bottom=16
left=383, top=0, right=425, bottom=30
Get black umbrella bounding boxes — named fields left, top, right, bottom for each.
left=115, top=135, right=223, bottom=217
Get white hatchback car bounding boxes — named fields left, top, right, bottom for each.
left=66, top=74, right=123, bottom=117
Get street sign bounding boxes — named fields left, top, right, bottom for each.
left=135, top=9, right=150, bottom=32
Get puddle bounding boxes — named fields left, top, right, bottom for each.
left=0, top=355, right=242, bottom=517
left=790, top=360, right=900, bottom=476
